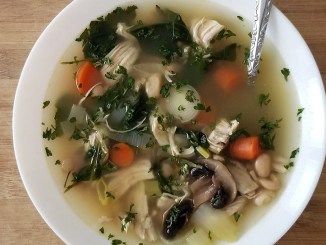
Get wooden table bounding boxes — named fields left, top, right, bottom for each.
left=0, top=0, right=325, bottom=244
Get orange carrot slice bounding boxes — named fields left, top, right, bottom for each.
left=75, top=61, right=103, bottom=95
left=229, top=136, right=261, bottom=160
left=109, top=143, right=135, bottom=167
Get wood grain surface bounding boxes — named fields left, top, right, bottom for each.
left=0, top=0, right=325, bottom=244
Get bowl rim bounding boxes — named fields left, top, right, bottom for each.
left=12, top=0, right=326, bottom=244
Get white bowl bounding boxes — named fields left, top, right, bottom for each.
left=13, top=0, right=326, bottom=244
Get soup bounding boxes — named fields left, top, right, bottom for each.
left=42, top=1, right=301, bottom=244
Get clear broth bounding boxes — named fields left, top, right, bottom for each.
left=42, top=1, right=301, bottom=244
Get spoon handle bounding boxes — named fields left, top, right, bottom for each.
left=247, top=0, right=273, bottom=85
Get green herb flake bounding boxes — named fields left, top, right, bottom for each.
left=248, top=32, right=252, bottom=38
left=191, top=119, right=197, bottom=125
left=281, top=68, right=290, bottom=81
left=112, top=239, right=125, bottom=245
left=297, top=108, right=305, bottom=121
left=55, top=160, right=61, bottom=165
left=42, top=126, right=58, bottom=141
left=193, top=227, right=197, bottom=233
left=284, top=161, right=294, bottom=170
left=233, top=212, right=241, bottom=222
left=237, top=16, right=244, bottom=21
left=61, top=56, right=85, bottom=65
left=43, top=101, right=50, bottom=109
left=108, top=234, right=114, bottom=240
left=161, top=145, right=170, bottom=152
left=178, top=105, right=185, bottom=111
left=105, top=72, right=117, bottom=80
left=119, top=203, right=137, bottom=232
left=208, top=230, right=212, bottom=240
left=290, top=147, right=300, bottom=159
left=185, top=89, right=198, bottom=103
left=99, top=227, right=105, bottom=234
left=146, top=97, right=157, bottom=105
left=145, top=137, right=156, bottom=148
left=215, top=29, right=236, bottom=40
left=45, top=147, right=52, bottom=157
left=193, top=103, right=206, bottom=110
left=258, top=117, right=282, bottom=150
left=105, top=191, right=115, bottom=199
left=259, top=93, right=271, bottom=107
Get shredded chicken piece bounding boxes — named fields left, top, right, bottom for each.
left=101, top=23, right=140, bottom=87
left=103, top=159, right=154, bottom=199
left=129, top=182, right=157, bottom=242
left=190, top=18, right=225, bottom=48
left=150, top=115, right=169, bottom=146
left=227, top=161, right=259, bottom=195
left=223, top=196, right=247, bottom=216
left=208, top=119, right=239, bottom=154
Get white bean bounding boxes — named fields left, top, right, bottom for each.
left=255, top=153, right=272, bottom=178
left=254, top=190, right=275, bottom=206
left=258, top=174, right=280, bottom=191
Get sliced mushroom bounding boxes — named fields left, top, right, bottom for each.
left=197, top=159, right=237, bottom=207
left=162, top=199, right=194, bottom=239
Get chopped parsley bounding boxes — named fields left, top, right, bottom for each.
left=284, top=162, right=294, bottom=170
left=233, top=212, right=241, bottom=222
left=185, top=89, right=199, bottom=103
left=237, top=16, right=244, bottom=21
left=145, top=137, right=156, bottom=148
left=248, top=32, right=252, bottom=38
left=193, top=103, right=205, bottom=110
left=60, top=56, right=85, bottom=65
left=55, top=160, right=61, bottom=165
left=178, top=105, right=185, bottom=111
left=160, top=80, right=190, bottom=98
left=215, top=29, right=236, bottom=40
left=290, top=147, right=300, bottom=159
left=208, top=230, right=212, bottom=240
left=259, top=93, right=271, bottom=107
left=258, top=117, right=282, bottom=150
left=105, top=71, right=117, bottom=80
left=146, top=97, right=157, bottom=105
left=42, top=100, right=50, bottom=109
left=119, top=203, right=137, bottom=232
left=45, top=147, right=52, bottom=157
left=193, top=227, right=197, bottom=233
left=76, top=6, right=137, bottom=64
left=191, top=119, right=197, bottom=125
left=281, top=68, right=290, bottom=81
left=297, top=108, right=305, bottom=121
left=108, top=234, right=114, bottom=240
left=105, top=191, right=115, bottom=200
left=42, top=126, right=58, bottom=141
left=99, top=227, right=105, bottom=234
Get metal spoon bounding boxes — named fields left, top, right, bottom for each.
left=247, top=0, right=273, bottom=85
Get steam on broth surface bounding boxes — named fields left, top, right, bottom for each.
left=42, top=1, right=301, bottom=244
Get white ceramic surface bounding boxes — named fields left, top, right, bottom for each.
left=13, top=0, right=326, bottom=244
